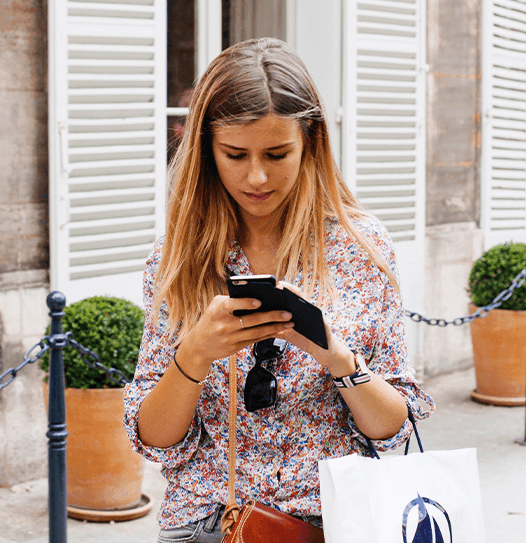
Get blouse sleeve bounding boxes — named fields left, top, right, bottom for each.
left=342, top=222, right=435, bottom=452
left=122, top=238, right=203, bottom=466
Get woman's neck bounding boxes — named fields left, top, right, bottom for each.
left=237, top=215, right=281, bottom=276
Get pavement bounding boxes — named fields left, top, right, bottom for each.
left=1, top=366, right=525, bottom=542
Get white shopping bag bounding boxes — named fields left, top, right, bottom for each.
left=319, top=447, right=485, bottom=543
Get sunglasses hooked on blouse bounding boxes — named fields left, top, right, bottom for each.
left=244, top=338, right=289, bottom=412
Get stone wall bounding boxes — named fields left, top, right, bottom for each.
left=422, top=0, right=483, bottom=377
left=0, top=0, right=49, bottom=273
left=426, top=0, right=482, bottom=227
left=0, top=272, right=49, bottom=486
left=422, top=222, right=484, bottom=376
left=0, top=0, right=50, bottom=486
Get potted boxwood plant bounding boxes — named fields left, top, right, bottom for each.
left=468, top=242, right=526, bottom=406
left=40, top=296, right=148, bottom=518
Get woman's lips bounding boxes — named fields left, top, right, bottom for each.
left=244, top=191, right=273, bottom=201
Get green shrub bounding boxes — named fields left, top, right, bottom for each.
left=39, top=296, right=145, bottom=389
left=468, top=243, right=526, bottom=311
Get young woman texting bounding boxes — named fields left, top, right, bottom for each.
left=124, top=37, right=434, bottom=542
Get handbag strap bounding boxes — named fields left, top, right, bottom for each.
left=405, top=408, right=424, bottom=453
left=366, top=405, right=424, bottom=459
left=221, top=353, right=241, bottom=535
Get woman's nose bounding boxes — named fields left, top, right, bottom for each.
left=247, top=160, right=267, bottom=186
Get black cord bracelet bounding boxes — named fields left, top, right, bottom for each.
left=173, top=355, right=207, bottom=385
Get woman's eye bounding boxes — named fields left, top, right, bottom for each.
left=226, top=153, right=245, bottom=160
left=268, top=153, right=287, bottom=160
left=224, top=152, right=287, bottom=161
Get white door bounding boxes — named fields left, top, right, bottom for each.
left=481, top=0, right=526, bottom=250
left=342, top=0, right=427, bottom=367
left=48, top=0, right=167, bottom=307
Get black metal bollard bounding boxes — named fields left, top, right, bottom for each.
left=46, top=292, right=69, bottom=542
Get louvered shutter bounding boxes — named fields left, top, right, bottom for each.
left=342, top=0, right=425, bottom=370
left=343, top=0, right=426, bottom=308
left=48, top=0, right=166, bottom=307
left=482, top=0, right=526, bottom=249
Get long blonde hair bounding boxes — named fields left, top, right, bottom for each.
left=155, top=38, right=397, bottom=339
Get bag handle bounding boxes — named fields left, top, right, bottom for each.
left=365, top=405, right=424, bottom=459
left=221, top=353, right=241, bottom=535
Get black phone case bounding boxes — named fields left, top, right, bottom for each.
left=280, top=288, right=328, bottom=350
left=227, top=277, right=328, bottom=350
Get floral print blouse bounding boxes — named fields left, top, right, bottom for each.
left=123, top=215, right=435, bottom=529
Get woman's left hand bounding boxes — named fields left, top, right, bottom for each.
left=276, top=282, right=357, bottom=377
left=277, top=283, right=408, bottom=440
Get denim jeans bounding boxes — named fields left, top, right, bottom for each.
left=157, top=506, right=224, bottom=543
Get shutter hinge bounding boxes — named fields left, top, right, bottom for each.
left=336, top=106, right=344, bottom=126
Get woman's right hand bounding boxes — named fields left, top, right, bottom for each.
left=138, top=296, right=293, bottom=448
left=176, top=295, right=294, bottom=376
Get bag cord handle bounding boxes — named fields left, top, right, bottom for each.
left=221, top=353, right=241, bottom=535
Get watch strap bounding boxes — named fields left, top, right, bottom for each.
left=332, top=353, right=371, bottom=388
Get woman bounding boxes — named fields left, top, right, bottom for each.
left=123, top=37, right=434, bottom=541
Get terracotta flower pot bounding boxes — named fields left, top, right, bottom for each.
left=43, top=383, right=144, bottom=510
left=468, top=304, right=526, bottom=406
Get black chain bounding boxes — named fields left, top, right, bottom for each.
left=0, top=339, right=50, bottom=391
left=405, top=268, right=526, bottom=326
left=65, top=332, right=131, bottom=386
left=0, top=333, right=130, bottom=391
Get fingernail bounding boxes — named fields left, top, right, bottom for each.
left=282, top=312, right=292, bottom=319
left=284, top=322, right=294, bottom=328
left=252, top=300, right=261, bottom=307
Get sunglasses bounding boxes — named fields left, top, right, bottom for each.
left=244, top=338, right=289, bottom=412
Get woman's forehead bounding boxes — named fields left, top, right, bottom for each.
left=212, top=115, right=302, bottom=148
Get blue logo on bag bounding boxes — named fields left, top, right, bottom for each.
left=402, top=494, right=452, bottom=543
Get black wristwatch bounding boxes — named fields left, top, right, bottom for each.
left=332, top=353, right=371, bottom=388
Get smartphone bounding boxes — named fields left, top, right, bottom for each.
left=227, top=275, right=281, bottom=316
left=227, top=275, right=328, bottom=350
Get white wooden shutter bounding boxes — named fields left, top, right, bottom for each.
left=48, top=0, right=166, bottom=307
left=482, top=0, right=526, bottom=250
left=343, top=0, right=426, bottom=368
left=343, top=0, right=425, bottom=245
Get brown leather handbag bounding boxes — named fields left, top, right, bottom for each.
left=220, top=354, right=325, bottom=543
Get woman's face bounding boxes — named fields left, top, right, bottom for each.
left=212, top=114, right=304, bottom=226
